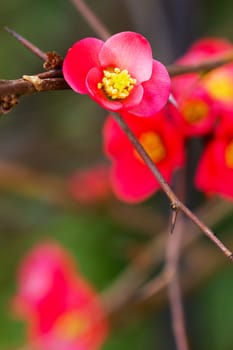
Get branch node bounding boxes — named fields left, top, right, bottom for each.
left=170, top=201, right=179, bottom=234
left=227, top=252, right=233, bottom=261
left=22, top=75, right=44, bottom=91
left=43, top=51, right=63, bottom=70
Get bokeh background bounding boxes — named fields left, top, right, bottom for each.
left=1, top=0, right=233, bottom=349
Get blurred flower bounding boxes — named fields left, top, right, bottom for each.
left=12, top=242, right=108, bottom=350
left=195, top=111, right=233, bottom=199
left=169, top=86, right=218, bottom=137
left=173, top=37, right=233, bottom=110
left=103, top=111, right=185, bottom=203
left=68, top=164, right=111, bottom=204
left=63, top=31, right=170, bottom=117
left=178, top=37, right=233, bottom=63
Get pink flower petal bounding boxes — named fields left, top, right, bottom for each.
left=195, top=138, right=233, bottom=199
left=63, top=38, right=103, bottom=94
left=103, top=116, right=132, bottom=157
left=99, top=31, right=153, bottom=83
left=111, top=154, right=161, bottom=203
left=128, top=60, right=171, bottom=116
left=121, top=85, right=144, bottom=109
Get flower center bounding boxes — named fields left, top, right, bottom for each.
left=97, top=67, right=137, bottom=100
left=204, top=70, right=233, bottom=103
left=53, top=311, right=87, bottom=340
left=181, top=100, right=209, bottom=124
left=134, top=132, right=166, bottom=163
left=225, top=140, right=233, bottom=168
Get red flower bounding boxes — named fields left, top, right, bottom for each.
left=63, top=31, right=170, bottom=117
left=12, top=242, right=108, bottom=350
left=103, top=111, right=185, bottom=203
left=174, top=38, right=233, bottom=109
left=170, top=84, right=218, bottom=137
left=68, top=164, right=111, bottom=204
left=195, top=112, right=233, bottom=199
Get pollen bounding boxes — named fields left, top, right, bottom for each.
left=181, top=100, right=209, bottom=124
left=54, top=311, right=87, bottom=340
left=204, top=70, right=233, bottom=103
left=97, top=67, right=137, bottom=100
left=135, top=131, right=166, bottom=163
left=225, top=140, right=233, bottom=168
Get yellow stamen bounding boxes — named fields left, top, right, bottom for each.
left=225, top=140, right=233, bottom=168
left=97, top=67, right=137, bottom=100
left=135, top=131, right=166, bottom=163
left=181, top=100, right=209, bottom=124
left=204, top=69, right=233, bottom=103
left=54, top=311, right=87, bottom=340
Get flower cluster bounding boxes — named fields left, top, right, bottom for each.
left=63, top=31, right=184, bottom=202
left=170, top=37, right=233, bottom=199
left=11, top=242, right=108, bottom=350
left=63, top=32, right=233, bottom=202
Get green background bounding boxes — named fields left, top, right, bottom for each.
left=1, top=1, right=233, bottom=349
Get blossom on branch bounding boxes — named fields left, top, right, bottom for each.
left=11, top=242, right=108, bottom=350
left=103, top=111, right=185, bottom=203
left=63, top=31, right=171, bottom=117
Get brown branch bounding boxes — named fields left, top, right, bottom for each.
left=111, top=112, right=233, bottom=261
left=70, top=0, right=111, bottom=40
left=166, top=217, right=190, bottom=350
left=167, top=51, right=233, bottom=76
left=0, top=73, right=69, bottom=97
left=1, top=47, right=233, bottom=103
left=165, top=165, right=190, bottom=350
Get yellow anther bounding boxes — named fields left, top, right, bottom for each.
left=54, top=311, right=87, bottom=340
left=204, top=70, right=233, bottom=103
left=182, top=100, right=209, bottom=124
left=225, top=141, right=233, bottom=168
left=135, top=132, right=166, bottom=163
left=97, top=67, right=137, bottom=100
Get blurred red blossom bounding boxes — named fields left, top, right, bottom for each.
left=63, top=31, right=170, bottom=117
left=11, top=242, right=108, bottom=350
left=173, top=38, right=233, bottom=109
left=195, top=111, right=233, bottom=199
left=68, top=164, right=111, bottom=204
left=170, top=38, right=233, bottom=137
left=103, top=110, right=185, bottom=203
left=169, top=87, right=218, bottom=137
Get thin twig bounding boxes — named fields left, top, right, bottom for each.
left=167, top=51, right=233, bottom=76
left=103, top=198, right=233, bottom=321
left=111, top=112, right=233, bottom=261
left=166, top=217, right=190, bottom=350
left=70, top=0, right=111, bottom=40
left=165, top=165, right=189, bottom=350
left=4, top=26, right=47, bottom=61
left=132, top=232, right=229, bottom=319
